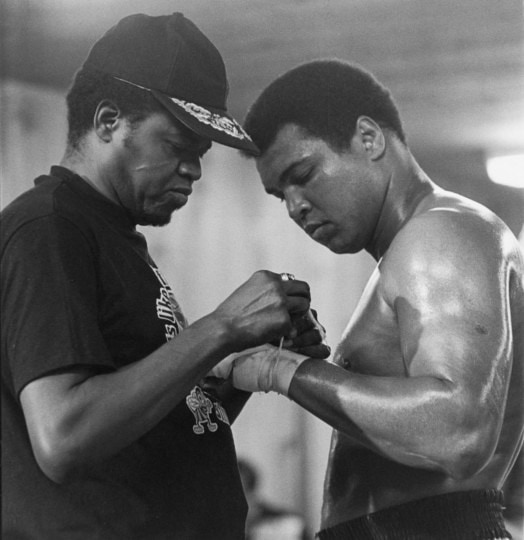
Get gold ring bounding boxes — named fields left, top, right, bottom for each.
left=280, top=273, right=295, bottom=281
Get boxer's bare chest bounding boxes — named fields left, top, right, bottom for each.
left=333, top=266, right=405, bottom=377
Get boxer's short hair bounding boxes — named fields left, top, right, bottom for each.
left=243, top=59, right=406, bottom=155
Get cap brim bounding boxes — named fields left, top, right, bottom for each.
left=152, top=90, right=259, bottom=156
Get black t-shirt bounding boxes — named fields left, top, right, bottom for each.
left=1, top=166, right=247, bottom=539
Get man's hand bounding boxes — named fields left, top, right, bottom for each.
left=282, top=309, right=331, bottom=359
left=209, top=344, right=313, bottom=396
left=212, top=270, right=311, bottom=351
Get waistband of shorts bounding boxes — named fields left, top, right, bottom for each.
left=316, top=489, right=511, bottom=540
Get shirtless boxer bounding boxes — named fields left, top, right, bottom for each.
left=221, top=60, right=524, bottom=539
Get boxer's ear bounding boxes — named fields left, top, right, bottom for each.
left=355, top=116, right=386, bottom=160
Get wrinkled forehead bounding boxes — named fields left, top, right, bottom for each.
left=256, top=123, right=316, bottom=187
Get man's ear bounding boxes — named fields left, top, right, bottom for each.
left=94, top=100, right=122, bottom=142
left=355, top=116, right=386, bottom=160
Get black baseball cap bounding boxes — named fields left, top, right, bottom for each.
left=83, top=12, right=259, bottom=155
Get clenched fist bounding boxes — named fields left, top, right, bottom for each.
left=212, top=270, right=311, bottom=352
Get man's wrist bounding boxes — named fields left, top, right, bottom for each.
left=197, top=312, right=240, bottom=358
left=270, top=349, right=310, bottom=395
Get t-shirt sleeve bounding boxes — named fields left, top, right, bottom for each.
left=2, top=215, right=116, bottom=396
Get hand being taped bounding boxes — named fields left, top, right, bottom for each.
left=206, top=344, right=311, bottom=396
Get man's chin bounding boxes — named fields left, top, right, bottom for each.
left=137, top=201, right=187, bottom=226
left=316, top=235, right=354, bottom=254
left=137, top=210, right=173, bottom=227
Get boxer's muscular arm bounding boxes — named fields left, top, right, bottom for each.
left=288, top=211, right=515, bottom=478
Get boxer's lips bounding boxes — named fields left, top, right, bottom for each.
left=304, top=222, right=328, bottom=238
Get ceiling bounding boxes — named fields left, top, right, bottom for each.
left=2, top=0, right=523, bottom=159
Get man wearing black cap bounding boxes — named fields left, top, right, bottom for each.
left=0, top=13, right=328, bottom=539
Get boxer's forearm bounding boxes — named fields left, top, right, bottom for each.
left=288, top=359, right=494, bottom=478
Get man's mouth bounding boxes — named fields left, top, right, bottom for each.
left=304, top=222, right=324, bottom=237
left=164, top=189, right=191, bottom=208
left=172, top=186, right=193, bottom=197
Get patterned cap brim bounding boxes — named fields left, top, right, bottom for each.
left=152, top=90, right=260, bottom=155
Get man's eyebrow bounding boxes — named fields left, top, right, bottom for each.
left=196, top=140, right=213, bottom=154
left=166, top=130, right=212, bottom=153
left=264, top=186, right=280, bottom=196
left=264, top=158, right=308, bottom=196
left=278, top=157, right=308, bottom=185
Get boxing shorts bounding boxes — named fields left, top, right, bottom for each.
left=316, top=489, right=511, bottom=539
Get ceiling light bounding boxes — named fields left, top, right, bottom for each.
left=486, top=154, right=524, bottom=188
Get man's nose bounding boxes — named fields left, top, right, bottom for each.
left=177, top=159, right=202, bottom=182
left=285, top=186, right=310, bottom=222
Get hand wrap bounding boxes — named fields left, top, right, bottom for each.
left=209, top=344, right=309, bottom=396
